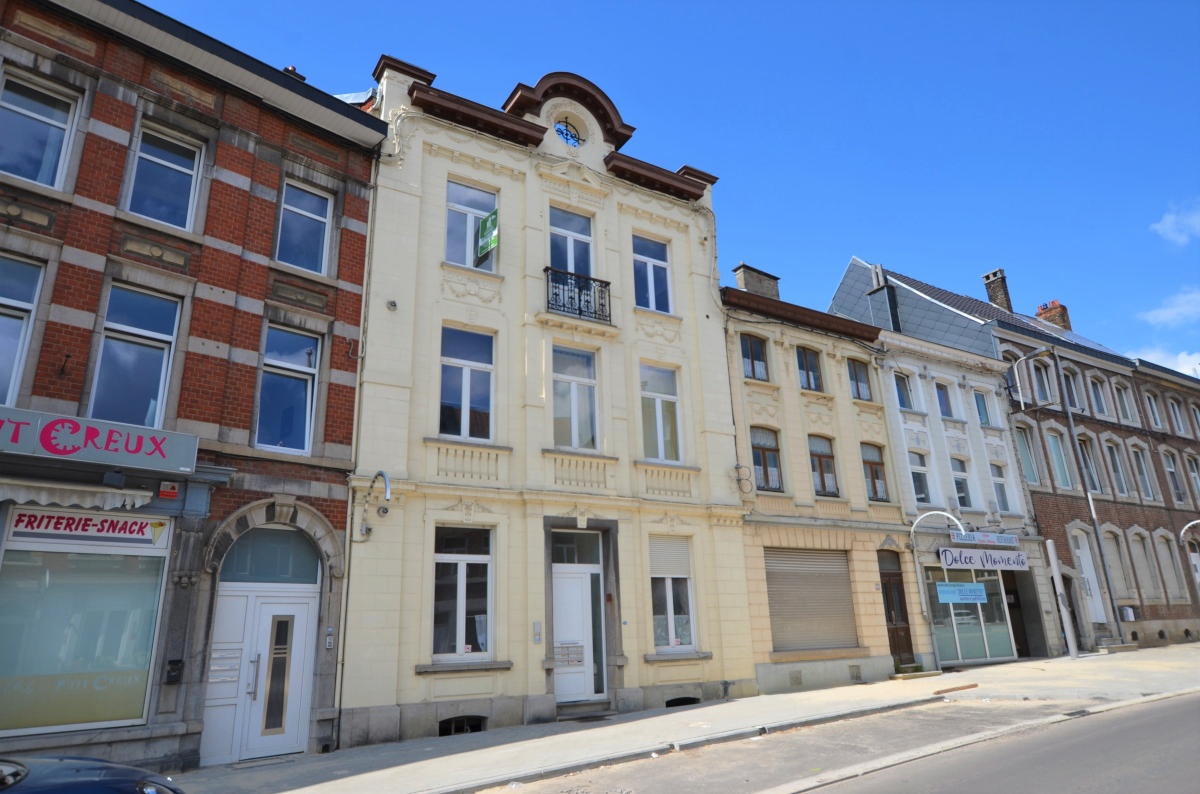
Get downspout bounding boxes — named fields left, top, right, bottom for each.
left=334, top=136, right=384, bottom=749
left=1051, top=348, right=1124, bottom=643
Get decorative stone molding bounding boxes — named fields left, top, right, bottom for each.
left=203, top=496, right=344, bottom=579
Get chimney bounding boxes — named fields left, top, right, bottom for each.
left=1036, top=300, right=1072, bottom=330
left=733, top=263, right=780, bottom=300
left=982, top=268, right=1012, bottom=312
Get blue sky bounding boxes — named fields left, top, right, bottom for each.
left=143, top=0, right=1200, bottom=375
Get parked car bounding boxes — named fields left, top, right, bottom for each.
left=0, top=756, right=185, bottom=793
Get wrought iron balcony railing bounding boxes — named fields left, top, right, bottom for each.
left=544, top=267, right=611, bottom=324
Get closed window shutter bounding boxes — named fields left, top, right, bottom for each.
left=764, top=548, right=858, bottom=651
left=649, top=535, right=691, bottom=578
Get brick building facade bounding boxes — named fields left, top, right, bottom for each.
left=0, top=0, right=385, bottom=770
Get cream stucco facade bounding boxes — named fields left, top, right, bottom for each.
left=338, top=60, right=753, bottom=744
left=722, top=273, right=913, bottom=690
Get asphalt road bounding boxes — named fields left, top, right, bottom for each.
left=477, top=696, right=1104, bottom=794
left=816, top=691, right=1200, bottom=794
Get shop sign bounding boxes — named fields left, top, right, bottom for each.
left=939, top=546, right=1028, bottom=571
left=7, top=506, right=171, bottom=549
left=950, top=530, right=1020, bottom=548
left=0, top=406, right=198, bottom=474
left=936, top=581, right=988, bottom=603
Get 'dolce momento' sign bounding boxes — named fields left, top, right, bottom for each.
left=939, top=546, right=1029, bottom=571
left=0, top=406, right=198, bottom=475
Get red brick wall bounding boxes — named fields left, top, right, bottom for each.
left=1, top=0, right=378, bottom=532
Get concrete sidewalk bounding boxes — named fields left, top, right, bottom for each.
left=173, top=644, right=1200, bottom=794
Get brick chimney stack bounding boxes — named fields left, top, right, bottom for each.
left=982, top=268, right=1012, bottom=312
left=734, top=263, right=780, bottom=300
left=1036, top=300, right=1072, bottom=330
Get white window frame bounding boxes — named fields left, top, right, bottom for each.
left=439, top=327, right=494, bottom=441
left=1089, top=378, right=1108, bottom=415
left=1033, top=362, right=1052, bottom=403
left=1114, top=383, right=1133, bottom=422
left=552, top=346, right=598, bottom=450
left=974, top=391, right=991, bottom=426
left=0, top=255, right=43, bottom=406
left=990, top=463, right=1010, bottom=513
left=0, top=73, right=77, bottom=189
left=909, top=451, right=932, bottom=504
left=1167, top=398, right=1185, bottom=435
left=1015, top=426, right=1041, bottom=485
left=1164, top=451, right=1185, bottom=503
left=1131, top=446, right=1155, bottom=499
left=549, top=207, right=592, bottom=276
left=894, top=372, right=913, bottom=409
left=649, top=535, right=697, bottom=652
left=88, top=284, right=179, bottom=428
left=1145, top=392, right=1163, bottom=428
left=126, top=126, right=202, bottom=229
left=275, top=180, right=333, bottom=274
left=254, top=325, right=320, bottom=454
left=1046, top=431, right=1072, bottom=488
left=951, top=457, right=972, bottom=508
left=1105, top=442, right=1130, bottom=496
left=935, top=382, right=953, bottom=418
left=633, top=236, right=671, bottom=313
left=1078, top=437, right=1102, bottom=493
left=640, top=364, right=681, bottom=462
left=1063, top=369, right=1080, bottom=410
left=1191, top=404, right=1200, bottom=437
left=432, top=526, right=493, bottom=661
left=445, top=181, right=497, bottom=271
left=1186, top=455, right=1200, bottom=503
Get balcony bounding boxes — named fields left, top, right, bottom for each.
left=545, top=267, right=611, bottom=324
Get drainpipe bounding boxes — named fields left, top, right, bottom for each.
left=1051, top=348, right=1124, bottom=644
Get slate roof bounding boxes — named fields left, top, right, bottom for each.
left=830, top=257, right=1128, bottom=364
left=886, top=269, right=1126, bottom=359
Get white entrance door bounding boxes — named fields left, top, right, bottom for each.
left=200, top=586, right=318, bottom=765
left=552, top=567, right=600, bottom=702
left=1072, top=534, right=1108, bottom=624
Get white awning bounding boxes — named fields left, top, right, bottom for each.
left=0, top=480, right=154, bottom=510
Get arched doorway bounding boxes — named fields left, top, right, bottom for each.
left=200, top=527, right=321, bottom=765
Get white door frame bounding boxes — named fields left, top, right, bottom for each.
left=200, top=583, right=318, bottom=765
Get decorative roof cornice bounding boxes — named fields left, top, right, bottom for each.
left=722, top=287, right=881, bottom=343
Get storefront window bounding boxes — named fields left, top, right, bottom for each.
left=0, top=507, right=170, bottom=734
left=925, top=565, right=1016, bottom=665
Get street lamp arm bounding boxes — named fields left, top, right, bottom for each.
left=1180, top=519, right=1200, bottom=547
left=910, top=510, right=965, bottom=545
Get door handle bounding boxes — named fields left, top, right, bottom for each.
left=246, top=653, right=261, bottom=700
